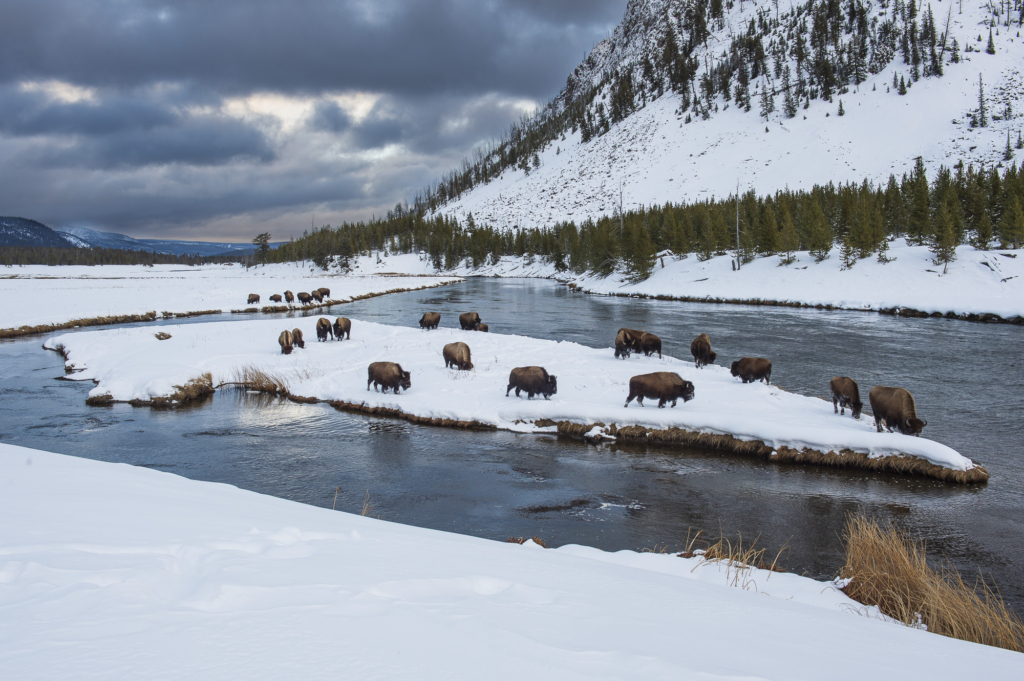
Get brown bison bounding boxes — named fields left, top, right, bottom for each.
left=624, top=372, right=695, bottom=408
left=442, top=342, right=474, bottom=370
left=690, top=333, right=716, bottom=369
left=318, top=287, right=331, bottom=298
left=278, top=330, right=293, bottom=355
left=292, top=328, right=305, bottom=349
left=310, top=290, right=324, bottom=303
left=869, top=386, right=927, bottom=436
left=297, top=292, right=312, bottom=304
left=419, top=312, right=441, bottom=330
left=830, top=377, right=863, bottom=419
left=333, top=317, right=351, bottom=340
left=269, top=294, right=283, bottom=303
left=506, top=366, right=557, bottom=400
left=247, top=293, right=260, bottom=305
left=731, top=357, right=772, bottom=384
left=316, top=318, right=333, bottom=342
left=477, top=323, right=489, bottom=333
left=284, top=290, right=295, bottom=303
left=367, top=362, right=411, bottom=393
left=614, top=328, right=644, bottom=359
left=639, top=332, right=662, bottom=358
left=459, top=312, right=482, bottom=330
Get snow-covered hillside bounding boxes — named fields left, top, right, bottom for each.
left=437, top=0, right=1024, bottom=229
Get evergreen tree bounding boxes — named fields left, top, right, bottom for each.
left=898, top=75, right=908, bottom=95
left=759, top=83, right=775, bottom=121
left=839, top=232, right=856, bottom=269
left=1005, top=130, right=1015, bottom=161
left=777, top=206, right=799, bottom=265
left=877, top=236, right=895, bottom=263
left=758, top=202, right=779, bottom=255
left=695, top=205, right=716, bottom=261
left=908, top=160, right=931, bottom=244
left=999, top=196, right=1024, bottom=249
left=838, top=99, right=845, bottom=116
left=1018, top=130, right=1024, bottom=150
left=972, top=211, right=994, bottom=250
left=986, top=28, right=996, bottom=54
left=251, top=232, right=272, bottom=266
left=978, top=74, right=988, bottom=127
left=783, top=66, right=798, bottom=118
left=621, top=216, right=656, bottom=282
left=930, top=203, right=957, bottom=273
left=805, top=201, right=834, bottom=262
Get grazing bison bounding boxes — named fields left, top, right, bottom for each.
left=269, top=294, right=283, bottom=303
left=459, top=312, right=482, bottom=330
left=278, top=330, right=293, bottom=355
left=318, top=287, right=331, bottom=298
left=442, top=342, right=474, bottom=370
left=333, top=317, right=351, bottom=340
left=614, top=328, right=643, bottom=359
left=869, top=386, right=927, bottom=436
left=367, top=362, right=411, bottom=393
left=292, top=328, right=305, bottom=349
left=316, top=318, right=333, bottom=342
left=690, top=333, right=717, bottom=369
left=247, top=293, right=260, bottom=305
left=731, top=357, right=772, bottom=384
left=506, top=366, right=557, bottom=400
left=639, top=332, right=662, bottom=358
left=624, top=372, right=694, bottom=408
left=477, top=323, right=489, bottom=333
left=830, top=377, right=863, bottom=419
left=419, top=312, right=441, bottom=330
left=297, top=292, right=312, bottom=304
left=284, top=290, right=295, bottom=303
left=310, top=290, right=324, bottom=303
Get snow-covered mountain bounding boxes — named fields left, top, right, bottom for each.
left=433, top=0, right=1024, bottom=229
left=0, top=217, right=81, bottom=248
left=56, top=226, right=282, bottom=256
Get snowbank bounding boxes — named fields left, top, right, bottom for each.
left=567, top=241, right=1024, bottom=320
left=0, top=262, right=461, bottom=331
left=1, top=443, right=1019, bottom=679
left=46, top=316, right=981, bottom=477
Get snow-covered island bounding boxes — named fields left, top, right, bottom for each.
left=46, top=316, right=986, bottom=483
left=0, top=443, right=1019, bottom=679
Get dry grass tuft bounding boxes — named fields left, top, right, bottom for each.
left=841, top=514, right=1024, bottom=652
left=360, top=491, right=377, bottom=517
left=154, top=331, right=172, bottom=340
left=149, top=373, right=215, bottom=407
left=230, top=365, right=289, bottom=395
left=506, top=536, right=549, bottom=548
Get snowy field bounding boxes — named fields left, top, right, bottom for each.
left=46, top=317, right=978, bottom=474
left=1, top=443, right=1019, bottom=679
left=0, top=261, right=461, bottom=330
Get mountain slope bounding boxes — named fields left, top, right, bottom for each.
left=434, top=0, right=1024, bottom=229
left=57, top=226, right=281, bottom=256
left=0, top=217, right=79, bottom=248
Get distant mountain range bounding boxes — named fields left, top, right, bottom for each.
left=0, top=217, right=281, bottom=256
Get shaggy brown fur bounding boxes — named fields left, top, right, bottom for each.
left=296, top=292, right=312, bottom=304
left=690, top=333, right=717, bottom=369
left=284, top=290, right=295, bottom=303
left=310, top=290, right=324, bottom=303
left=459, top=311, right=482, bottom=330
left=506, top=366, right=557, bottom=400
left=731, top=357, right=772, bottom=384
left=869, top=386, right=927, bottom=435
left=624, top=372, right=694, bottom=408
left=419, top=312, right=441, bottom=329
left=278, top=330, right=293, bottom=355
left=830, top=376, right=863, bottom=419
left=333, top=317, right=351, bottom=340
left=316, top=317, right=333, bottom=342
left=639, top=332, right=662, bottom=358
left=318, top=287, right=331, bottom=298
left=291, top=328, right=305, bottom=349
left=477, top=323, right=489, bottom=332
left=367, top=361, right=412, bottom=393
left=247, top=293, right=260, bottom=304
left=443, top=342, right=474, bottom=370
left=614, top=328, right=644, bottom=359
left=269, top=294, right=282, bottom=303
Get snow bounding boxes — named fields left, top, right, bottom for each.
left=0, top=261, right=461, bottom=330
left=438, top=2, right=1024, bottom=230
left=2, top=442, right=1020, bottom=679
left=46, top=316, right=978, bottom=473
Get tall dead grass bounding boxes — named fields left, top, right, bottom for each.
left=230, top=365, right=289, bottom=395
left=841, top=514, right=1024, bottom=652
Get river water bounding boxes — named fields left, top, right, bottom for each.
left=1, top=278, right=1022, bottom=612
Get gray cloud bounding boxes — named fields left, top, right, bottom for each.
left=0, top=0, right=626, bottom=239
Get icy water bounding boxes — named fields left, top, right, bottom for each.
left=2, top=278, right=1022, bottom=613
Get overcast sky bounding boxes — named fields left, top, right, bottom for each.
left=0, top=0, right=626, bottom=241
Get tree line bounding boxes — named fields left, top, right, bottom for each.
left=0, top=246, right=244, bottom=267
left=266, top=160, right=1024, bottom=280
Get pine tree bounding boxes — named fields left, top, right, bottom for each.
left=999, top=196, right=1024, bottom=249
left=777, top=206, right=799, bottom=265
left=759, top=83, right=775, bottom=121
left=783, top=66, right=797, bottom=118
left=758, top=202, right=778, bottom=255
left=930, top=203, right=957, bottom=273
left=806, top=201, right=834, bottom=262
left=986, top=28, right=996, bottom=54
left=898, top=75, right=908, bottom=95
left=839, top=232, right=856, bottom=270
left=877, top=236, right=895, bottom=263
left=1018, top=130, right=1024, bottom=150
left=908, top=162, right=931, bottom=245
left=695, top=205, right=716, bottom=261
left=838, top=99, right=845, bottom=116
left=978, top=74, right=988, bottom=127
left=621, top=216, right=656, bottom=282
left=972, top=210, right=994, bottom=250
left=1005, top=130, right=1015, bottom=161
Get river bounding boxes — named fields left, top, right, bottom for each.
left=1, top=278, right=1021, bottom=613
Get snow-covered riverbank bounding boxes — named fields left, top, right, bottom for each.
left=1, top=443, right=1019, bottom=679
left=0, top=262, right=461, bottom=332
left=46, top=317, right=983, bottom=480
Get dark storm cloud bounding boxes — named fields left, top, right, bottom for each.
left=0, top=0, right=627, bottom=237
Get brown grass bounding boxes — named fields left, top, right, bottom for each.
left=1, top=311, right=159, bottom=339
left=147, top=373, right=215, bottom=408
left=506, top=536, right=549, bottom=548
left=154, top=331, right=172, bottom=340
left=229, top=365, right=289, bottom=395
left=841, top=514, right=1024, bottom=652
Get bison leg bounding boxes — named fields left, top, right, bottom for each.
left=367, top=378, right=372, bottom=391
left=874, top=416, right=883, bottom=433
left=527, top=391, right=534, bottom=399
left=636, top=396, right=645, bottom=407
left=515, top=387, right=521, bottom=398
left=544, top=393, right=550, bottom=401
left=658, top=398, right=666, bottom=408
left=506, top=384, right=513, bottom=397
left=624, top=391, right=637, bottom=408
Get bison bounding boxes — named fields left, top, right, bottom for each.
left=614, top=328, right=643, bottom=359
left=269, top=294, right=283, bottom=303
left=459, top=312, right=482, bottom=330
left=690, top=333, right=716, bottom=369
left=247, top=293, right=260, bottom=305
left=292, top=328, right=305, bottom=349
left=278, top=330, right=293, bottom=355
left=333, top=317, right=351, bottom=340
left=869, top=386, right=927, bottom=436
left=442, top=342, right=474, bottom=370
left=731, top=357, right=772, bottom=384
left=830, top=377, right=863, bottom=419
left=297, top=292, right=312, bottom=304
left=506, top=366, right=557, bottom=400
left=477, top=323, right=489, bottom=333
left=624, top=372, right=694, bottom=408
left=310, top=290, right=324, bottom=303
left=318, top=287, right=331, bottom=298
left=639, top=332, right=662, bottom=358
left=367, top=362, right=411, bottom=394
left=284, top=290, right=295, bottom=303
left=316, top=317, right=333, bottom=342
left=419, top=312, right=441, bottom=330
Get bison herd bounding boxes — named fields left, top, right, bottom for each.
left=248, top=288, right=331, bottom=307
